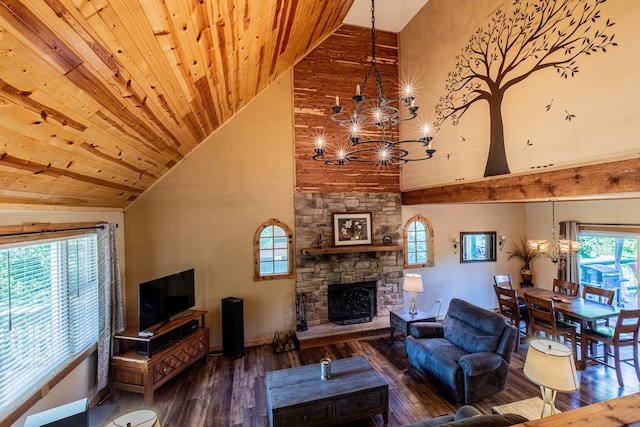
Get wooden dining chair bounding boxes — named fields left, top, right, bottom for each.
left=524, top=293, right=578, bottom=363
left=493, top=274, right=513, bottom=289
left=581, top=309, right=640, bottom=387
left=583, top=285, right=615, bottom=305
left=493, top=285, right=527, bottom=351
left=583, top=285, right=616, bottom=328
left=553, top=279, right=580, bottom=296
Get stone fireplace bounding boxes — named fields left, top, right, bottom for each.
left=294, top=192, right=404, bottom=327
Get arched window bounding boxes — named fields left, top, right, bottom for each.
left=254, top=219, right=294, bottom=281
left=403, top=214, right=434, bottom=268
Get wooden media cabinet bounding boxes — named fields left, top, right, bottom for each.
left=110, top=310, right=209, bottom=405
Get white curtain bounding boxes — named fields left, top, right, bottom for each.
left=559, top=221, right=580, bottom=283
left=97, top=224, right=125, bottom=391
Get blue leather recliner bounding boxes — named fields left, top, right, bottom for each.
left=405, top=298, right=517, bottom=404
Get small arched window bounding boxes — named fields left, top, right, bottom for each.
left=254, top=219, right=294, bottom=281
left=403, top=214, right=434, bottom=268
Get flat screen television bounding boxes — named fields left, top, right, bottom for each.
left=138, top=268, right=195, bottom=331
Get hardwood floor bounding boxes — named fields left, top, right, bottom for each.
left=109, top=333, right=640, bottom=426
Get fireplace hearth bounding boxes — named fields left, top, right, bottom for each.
left=328, top=281, right=376, bottom=325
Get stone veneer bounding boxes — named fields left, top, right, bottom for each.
left=294, top=192, right=404, bottom=326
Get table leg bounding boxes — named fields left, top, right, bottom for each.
left=579, top=323, right=587, bottom=370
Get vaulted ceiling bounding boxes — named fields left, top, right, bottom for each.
left=0, top=0, right=355, bottom=209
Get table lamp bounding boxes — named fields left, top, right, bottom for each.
left=523, top=338, right=579, bottom=418
left=403, top=273, right=424, bottom=315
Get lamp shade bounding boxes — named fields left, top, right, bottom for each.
left=403, top=274, right=424, bottom=294
left=524, top=339, right=579, bottom=392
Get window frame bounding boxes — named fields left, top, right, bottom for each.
left=0, top=232, right=99, bottom=423
left=403, top=214, right=434, bottom=268
left=254, top=219, right=294, bottom=281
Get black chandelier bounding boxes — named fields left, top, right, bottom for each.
left=312, top=0, right=435, bottom=166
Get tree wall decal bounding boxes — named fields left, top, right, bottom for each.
left=434, top=0, right=617, bottom=177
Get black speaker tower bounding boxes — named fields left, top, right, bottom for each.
left=222, top=296, right=244, bottom=359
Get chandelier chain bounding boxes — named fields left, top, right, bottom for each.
left=370, top=0, right=375, bottom=64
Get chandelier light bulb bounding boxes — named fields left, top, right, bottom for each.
left=349, top=122, right=361, bottom=144
left=373, top=108, right=383, bottom=125
left=314, top=137, right=325, bottom=155
left=379, top=148, right=390, bottom=165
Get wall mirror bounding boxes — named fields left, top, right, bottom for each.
left=460, top=232, right=497, bottom=263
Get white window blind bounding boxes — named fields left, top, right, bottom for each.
left=0, top=233, right=99, bottom=418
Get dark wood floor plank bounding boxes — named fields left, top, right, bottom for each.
left=107, top=335, right=640, bottom=426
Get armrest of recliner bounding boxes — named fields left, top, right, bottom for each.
left=458, top=352, right=504, bottom=376
left=409, top=321, right=444, bottom=339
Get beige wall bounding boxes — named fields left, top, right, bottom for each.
left=402, top=203, right=527, bottom=315
left=0, top=207, right=124, bottom=427
left=124, top=72, right=296, bottom=349
left=399, top=0, right=640, bottom=190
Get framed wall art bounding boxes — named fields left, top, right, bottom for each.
left=333, top=212, right=372, bottom=246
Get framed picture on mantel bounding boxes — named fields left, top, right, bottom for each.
left=333, top=212, right=372, bottom=246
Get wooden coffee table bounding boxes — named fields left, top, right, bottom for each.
left=266, top=356, right=388, bottom=426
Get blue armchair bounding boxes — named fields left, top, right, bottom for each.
left=405, top=298, right=517, bottom=404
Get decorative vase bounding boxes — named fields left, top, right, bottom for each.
left=521, top=269, right=533, bottom=285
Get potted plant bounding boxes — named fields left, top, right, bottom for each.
left=507, top=237, right=540, bottom=285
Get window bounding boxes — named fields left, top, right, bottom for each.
left=577, top=225, right=638, bottom=309
left=0, top=234, right=99, bottom=419
left=254, top=219, right=294, bottom=280
left=404, top=215, right=434, bottom=268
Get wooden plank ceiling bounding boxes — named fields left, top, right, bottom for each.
left=0, top=0, right=353, bottom=209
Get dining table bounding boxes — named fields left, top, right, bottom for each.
left=517, top=286, right=620, bottom=369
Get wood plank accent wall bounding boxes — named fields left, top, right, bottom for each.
left=402, top=157, right=640, bottom=204
left=293, top=25, right=400, bottom=193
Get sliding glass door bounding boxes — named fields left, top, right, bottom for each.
left=577, top=228, right=638, bottom=309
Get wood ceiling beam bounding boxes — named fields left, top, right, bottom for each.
left=401, top=158, right=640, bottom=205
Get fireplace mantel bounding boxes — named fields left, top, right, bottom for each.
left=302, top=245, right=402, bottom=262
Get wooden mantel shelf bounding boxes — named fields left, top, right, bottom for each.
left=302, top=245, right=402, bottom=262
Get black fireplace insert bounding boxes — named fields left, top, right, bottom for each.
left=328, top=281, right=376, bottom=325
